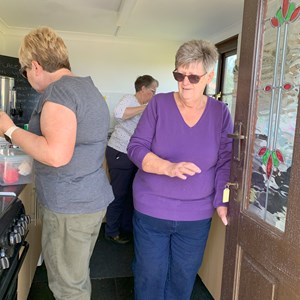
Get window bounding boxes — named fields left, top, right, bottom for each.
left=206, top=35, right=238, bottom=119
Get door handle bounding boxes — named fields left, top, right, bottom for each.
left=228, top=122, right=245, bottom=161
left=227, top=132, right=245, bottom=140
left=226, top=182, right=239, bottom=189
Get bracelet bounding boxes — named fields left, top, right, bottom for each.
left=4, top=126, right=19, bottom=144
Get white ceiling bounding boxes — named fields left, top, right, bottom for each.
left=0, top=0, right=244, bottom=42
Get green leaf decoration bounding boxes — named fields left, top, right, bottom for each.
left=262, top=149, right=271, bottom=165
left=276, top=7, right=285, bottom=24
left=285, top=2, right=296, bottom=21
left=272, top=151, right=279, bottom=167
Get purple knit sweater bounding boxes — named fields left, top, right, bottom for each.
left=127, top=92, right=233, bottom=221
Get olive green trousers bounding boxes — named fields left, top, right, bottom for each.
left=40, top=205, right=106, bottom=300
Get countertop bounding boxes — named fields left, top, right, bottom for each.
left=0, top=184, right=26, bottom=218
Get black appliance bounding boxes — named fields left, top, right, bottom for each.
left=0, top=193, right=30, bottom=300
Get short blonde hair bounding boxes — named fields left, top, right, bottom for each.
left=19, top=26, right=71, bottom=72
left=175, top=40, right=218, bottom=72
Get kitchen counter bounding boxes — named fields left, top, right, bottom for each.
left=0, top=184, right=26, bottom=218
left=0, top=184, right=26, bottom=196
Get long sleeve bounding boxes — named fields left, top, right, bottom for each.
left=213, top=105, right=233, bottom=208
left=127, top=96, right=157, bottom=168
left=127, top=93, right=234, bottom=221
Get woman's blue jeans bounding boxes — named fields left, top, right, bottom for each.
left=133, top=210, right=212, bottom=300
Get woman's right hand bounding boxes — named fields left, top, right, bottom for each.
left=0, top=111, right=15, bottom=136
left=217, top=206, right=228, bottom=226
left=142, top=152, right=201, bottom=179
left=165, top=161, right=201, bottom=180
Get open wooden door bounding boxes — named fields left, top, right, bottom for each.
left=221, top=0, right=300, bottom=299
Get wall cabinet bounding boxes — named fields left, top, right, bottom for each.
left=17, top=183, right=42, bottom=300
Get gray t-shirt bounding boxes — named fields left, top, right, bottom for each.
left=29, top=75, right=114, bottom=214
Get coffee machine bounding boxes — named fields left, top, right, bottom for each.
left=0, top=75, right=22, bottom=117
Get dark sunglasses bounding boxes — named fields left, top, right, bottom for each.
left=172, top=70, right=207, bottom=84
left=19, top=66, right=28, bottom=79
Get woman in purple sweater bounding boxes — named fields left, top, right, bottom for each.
left=127, top=40, right=233, bottom=300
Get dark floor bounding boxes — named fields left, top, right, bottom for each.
left=27, top=224, right=214, bottom=300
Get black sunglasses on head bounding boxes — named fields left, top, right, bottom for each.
left=172, top=70, right=207, bottom=84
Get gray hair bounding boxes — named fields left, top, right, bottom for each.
left=175, top=40, right=218, bottom=73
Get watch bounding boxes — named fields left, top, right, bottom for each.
left=4, top=126, right=19, bottom=144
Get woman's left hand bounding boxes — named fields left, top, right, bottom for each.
left=216, top=206, right=228, bottom=226
left=0, top=111, right=15, bottom=136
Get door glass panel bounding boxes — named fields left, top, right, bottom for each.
left=246, top=0, right=300, bottom=231
left=222, top=54, right=238, bottom=118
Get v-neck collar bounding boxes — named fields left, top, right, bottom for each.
left=172, top=93, right=210, bottom=128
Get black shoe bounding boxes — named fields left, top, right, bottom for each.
left=105, top=234, right=131, bottom=245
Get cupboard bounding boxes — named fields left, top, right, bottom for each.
left=17, top=183, right=42, bottom=300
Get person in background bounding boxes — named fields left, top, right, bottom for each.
left=0, top=27, right=114, bottom=300
left=127, top=40, right=233, bottom=300
left=105, top=75, right=159, bottom=244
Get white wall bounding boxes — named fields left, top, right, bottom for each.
left=0, top=27, right=241, bottom=130
left=0, top=30, right=181, bottom=129
left=66, top=36, right=180, bottom=129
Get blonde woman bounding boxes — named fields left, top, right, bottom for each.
left=0, top=27, right=113, bottom=299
